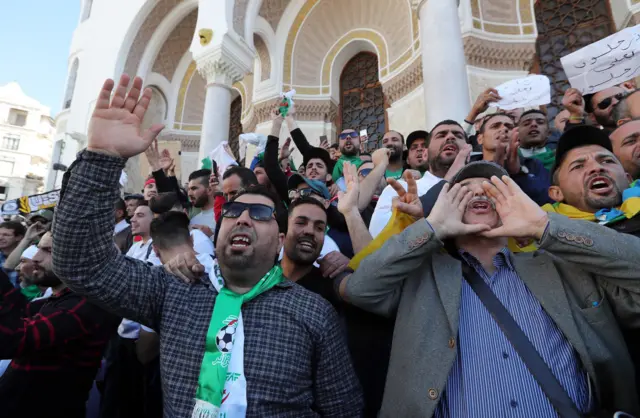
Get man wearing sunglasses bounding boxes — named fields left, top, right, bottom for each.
left=52, top=75, right=363, bottom=417
left=613, top=89, right=640, bottom=127
left=563, top=86, right=626, bottom=133
left=332, top=129, right=364, bottom=182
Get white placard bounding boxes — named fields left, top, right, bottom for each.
left=489, top=75, right=551, bottom=110
left=561, top=24, right=640, bottom=94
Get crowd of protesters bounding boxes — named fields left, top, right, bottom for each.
left=4, top=36, right=640, bottom=418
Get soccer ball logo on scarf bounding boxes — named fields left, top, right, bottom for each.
left=216, top=318, right=238, bottom=353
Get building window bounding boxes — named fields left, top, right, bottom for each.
left=2, top=135, right=20, bottom=151
left=339, top=52, right=386, bottom=152
left=534, top=0, right=613, bottom=120
left=0, top=161, right=15, bottom=177
left=228, top=96, right=243, bottom=162
left=8, top=109, right=27, bottom=127
left=63, top=59, right=79, bottom=109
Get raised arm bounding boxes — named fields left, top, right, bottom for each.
left=52, top=75, right=169, bottom=328
left=3, top=222, right=45, bottom=270
left=338, top=162, right=373, bottom=254
left=264, top=113, right=290, bottom=204
left=285, top=108, right=315, bottom=159
left=357, top=148, right=389, bottom=211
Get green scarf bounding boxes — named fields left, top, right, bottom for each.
left=332, top=155, right=363, bottom=180
left=193, top=262, right=284, bottom=416
left=385, top=168, right=404, bottom=180
left=519, top=148, right=556, bottom=171
left=20, top=285, right=42, bottom=301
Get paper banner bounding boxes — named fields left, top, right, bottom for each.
left=561, top=24, right=640, bottom=94
left=490, top=75, right=551, bottom=110
left=1, top=189, right=60, bottom=216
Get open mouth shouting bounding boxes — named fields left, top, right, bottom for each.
left=467, top=197, right=494, bottom=215
left=441, top=143, right=459, bottom=156
left=297, top=237, right=316, bottom=253
left=230, top=232, right=252, bottom=251
left=587, top=175, right=614, bottom=196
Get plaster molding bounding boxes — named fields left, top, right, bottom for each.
left=157, top=132, right=200, bottom=152
left=381, top=56, right=423, bottom=105
left=194, top=33, right=255, bottom=86
left=253, top=98, right=339, bottom=124
left=463, top=35, right=536, bottom=71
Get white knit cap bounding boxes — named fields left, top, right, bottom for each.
left=21, top=245, right=38, bottom=260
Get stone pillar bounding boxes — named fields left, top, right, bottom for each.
left=414, top=0, right=470, bottom=130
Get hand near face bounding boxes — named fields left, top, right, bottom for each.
left=88, top=74, right=164, bottom=158
left=504, top=128, right=521, bottom=175
left=426, top=183, right=491, bottom=240
left=562, top=88, right=585, bottom=118
left=318, top=251, right=351, bottom=278
left=389, top=171, right=423, bottom=219
left=25, top=222, right=47, bottom=243
left=337, top=162, right=359, bottom=215
left=444, top=144, right=472, bottom=182
left=480, top=176, right=549, bottom=240
left=164, top=251, right=205, bottom=284
left=372, top=147, right=391, bottom=167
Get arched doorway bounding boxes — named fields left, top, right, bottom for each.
left=534, top=0, right=614, bottom=120
left=228, top=96, right=243, bottom=162
left=339, top=52, right=386, bottom=152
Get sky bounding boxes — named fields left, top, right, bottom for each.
left=0, top=1, right=80, bottom=116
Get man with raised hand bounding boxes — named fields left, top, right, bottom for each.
left=52, top=74, right=362, bottom=417
left=340, top=161, right=640, bottom=417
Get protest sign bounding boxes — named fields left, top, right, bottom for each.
left=1, top=190, right=60, bottom=216
left=490, top=75, right=551, bottom=110
left=561, top=24, right=640, bottom=94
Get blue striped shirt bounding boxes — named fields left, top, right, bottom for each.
left=435, top=248, right=590, bottom=418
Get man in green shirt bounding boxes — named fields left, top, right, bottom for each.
left=332, top=129, right=364, bottom=181
left=517, top=109, right=556, bottom=171
left=381, top=131, right=405, bottom=180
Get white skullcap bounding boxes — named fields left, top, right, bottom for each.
left=21, top=245, right=38, bottom=260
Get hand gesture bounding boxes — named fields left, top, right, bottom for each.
left=426, top=183, right=491, bottom=240
left=337, top=162, right=359, bottom=215
left=444, top=143, right=472, bottom=182
left=319, top=138, right=330, bottom=150
left=504, top=128, right=521, bottom=175
left=25, top=222, right=47, bottom=243
left=562, top=88, right=585, bottom=118
left=286, top=101, right=296, bottom=117
left=318, top=251, right=351, bottom=278
left=279, top=137, right=294, bottom=160
left=371, top=147, right=391, bottom=167
left=389, top=171, right=423, bottom=219
left=328, top=183, right=340, bottom=198
left=480, top=176, right=549, bottom=239
left=164, top=250, right=205, bottom=284
left=159, top=148, right=173, bottom=172
left=468, top=88, right=502, bottom=121
left=88, top=74, right=164, bottom=158
left=190, top=224, right=214, bottom=238
left=167, top=161, right=176, bottom=177
left=144, top=140, right=162, bottom=172
left=271, top=106, right=284, bottom=122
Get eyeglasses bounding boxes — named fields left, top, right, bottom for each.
left=339, top=132, right=360, bottom=140
left=358, top=168, right=373, bottom=178
left=597, top=93, right=625, bottom=110
left=288, top=188, right=325, bottom=201
left=221, top=202, right=275, bottom=222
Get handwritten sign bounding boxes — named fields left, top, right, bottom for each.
left=489, top=75, right=551, bottom=110
left=561, top=24, right=640, bottom=94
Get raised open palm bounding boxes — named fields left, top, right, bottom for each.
left=88, top=74, right=164, bottom=159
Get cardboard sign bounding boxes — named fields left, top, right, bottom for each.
left=490, top=75, right=551, bottom=110
left=561, top=24, right=640, bottom=94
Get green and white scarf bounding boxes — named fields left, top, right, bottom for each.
left=192, top=258, right=284, bottom=418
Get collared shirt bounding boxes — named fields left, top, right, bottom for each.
left=0, top=270, right=118, bottom=417
left=113, top=219, right=129, bottom=236
left=52, top=150, right=363, bottom=417
left=435, top=248, right=590, bottom=417
left=369, top=171, right=441, bottom=238
left=0, top=251, right=19, bottom=288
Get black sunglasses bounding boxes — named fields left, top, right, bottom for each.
left=288, top=188, right=324, bottom=201
left=221, top=202, right=275, bottom=222
left=597, top=93, right=625, bottom=110
left=339, top=132, right=360, bottom=140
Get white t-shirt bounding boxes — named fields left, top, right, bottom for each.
left=191, top=229, right=215, bottom=256
left=119, top=238, right=161, bottom=339
left=113, top=219, right=129, bottom=236
left=368, top=171, right=441, bottom=239
left=190, top=208, right=216, bottom=231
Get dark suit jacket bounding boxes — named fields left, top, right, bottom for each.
left=114, top=226, right=132, bottom=254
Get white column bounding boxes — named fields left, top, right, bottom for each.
left=415, top=0, right=470, bottom=130
left=199, top=82, right=233, bottom=162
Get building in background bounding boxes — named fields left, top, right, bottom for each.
left=52, top=0, right=640, bottom=192
left=0, top=82, right=54, bottom=202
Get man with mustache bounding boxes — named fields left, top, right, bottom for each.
left=369, top=120, right=469, bottom=238
left=52, top=74, right=363, bottom=417
left=610, top=119, right=640, bottom=180
left=478, top=113, right=553, bottom=205
left=339, top=161, right=640, bottom=417
left=0, top=231, right=118, bottom=418
left=332, top=129, right=364, bottom=181
left=380, top=131, right=405, bottom=180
